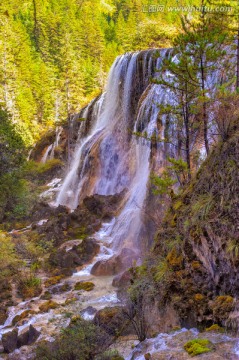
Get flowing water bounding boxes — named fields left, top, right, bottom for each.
left=55, top=49, right=175, bottom=257
left=1, top=49, right=239, bottom=358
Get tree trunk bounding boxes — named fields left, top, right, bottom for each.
left=237, top=20, right=239, bottom=89
left=184, top=99, right=191, bottom=180
left=200, top=56, right=209, bottom=155
left=32, top=0, right=39, bottom=51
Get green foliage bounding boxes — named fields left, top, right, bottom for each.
left=184, top=338, right=212, bottom=356
left=153, top=258, right=170, bottom=282
left=35, top=318, right=108, bottom=360
left=191, top=194, right=214, bottom=223
left=25, top=159, right=63, bottom=176
left=18, top=273, right=42, bottom=298
left=151, top=157, right=188, bottom=197
left=97, top=349, right=124, bottom=360
left=151, top=172, right=176, bottom=196
left=0, top=0, right=192, bottom=148
left=0, top=231, right=20, bottom=281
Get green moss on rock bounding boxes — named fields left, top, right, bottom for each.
left=184, top=339, right=213, bottom=356
left=74, top=281, right=95, bottom=291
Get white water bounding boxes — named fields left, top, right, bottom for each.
left=54, top=50, right=174, bottom=257
left=41, top=126, right=63, bottom=164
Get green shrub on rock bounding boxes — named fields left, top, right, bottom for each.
left=35, top=318, right=109, bottom=360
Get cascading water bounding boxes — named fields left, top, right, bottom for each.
left=55, top=49, right=174, bottom=261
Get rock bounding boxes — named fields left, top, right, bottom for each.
left=74, top=281, right=95, bottom=291
left=91, top=248, right=138, bottom=276
left=40, top=291, right=52, bottom=300
left=112, top=270, right=132, bottom=288
left=12, top=310, right=35, bottom=326
left=44, top=275, right=64, bottom=288
left=39, top=300, right=59, bottom=313
left=2, top=329, right=18, bottom=353
left=49, top=238, right=100, bottom=274
left=17, top=331, right=29, bottom=348
left=51, top=282, right=71, bottom=294
left=94, top=306, right=134, bottom=337
left=0, top=309, right=7, bottom=325
left=83, top=191, right=125, bottom=218
left=0, top=344, right=4, bottom=353
left=80, top=306, right=97, bottom=319
left=28, top=325, right=41, bottom=345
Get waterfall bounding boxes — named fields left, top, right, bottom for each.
left=41, top=126, right=63, bottom=164
left=55, top=49, right=174, bottom=257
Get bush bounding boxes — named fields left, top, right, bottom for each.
left=96, top=349, right=124, bottom=360
left=0, top=232, right=20, bottom=282
left=35, top=318, right=110, bottom=360
left=18, top=274, right=42, bottom=299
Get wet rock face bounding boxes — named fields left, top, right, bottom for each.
left=82, top=191, right=126, bottom=219
left=2, top=329, right=18, bottom=353
left=49, top=238, right=100, bottom=274
left=91, top=248, right=138, bottom=276
left=149, top=133, right=239, bottom=328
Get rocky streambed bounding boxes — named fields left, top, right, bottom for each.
left=0, top=220, right=121, bottom=359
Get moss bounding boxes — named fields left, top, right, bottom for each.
left=191, top=261, right=201, bottom=270
left=12, top=309, right=36, bottom=325
left=39, top=300, right=59, bottom=312
left=74, top=281, right=95, bottom=292
left=26, top=159, right=63, bottom=176
left=64, top=297, right=77, bottom=305
left=71, top=315, right=82, bottom=323
left=211, top=295, right=234, bottom=319
left=166, top=248, right=183, bottom=269
left=184, top=339, right=213, bottom=356
left=41, top=291, right=52, bottom=300
left=194, top=294, right=205, bottom=302
left=44, top=275, right=64, bottom=288
left=205, top=324, right=224, bottom=333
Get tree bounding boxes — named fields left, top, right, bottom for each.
left=177, top=1, right=232, bottom=154
left=154, top=49, right=201, bottom=178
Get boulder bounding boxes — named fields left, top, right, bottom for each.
left=28, top=325, right=41, bottom=345
left=2, top=329, right=18, bottom=353
left=49, top=238, right=100, bottom=273
left=80, top=306, right=97, bottom=319
left=94, top=306, right=134, bottom=337
left=112, top=270, right=132, bottom=288
left=91, top=248, right=138, bottom=276
left=74, top=281, right=95, bottom=291
left=39, top=300, right=59, bottom=313
left=83, top=191, right=126, bottom=218
left=51, top=282, right=71, bottom=294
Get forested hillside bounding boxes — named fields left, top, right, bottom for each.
left=0, top=0, right=188, bottom=145
left=1, top=1, right=239, bottom=359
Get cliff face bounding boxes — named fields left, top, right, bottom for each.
left=150, top=128, right=239, bottom=328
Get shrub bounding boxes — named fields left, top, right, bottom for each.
left=35, top=318, right=110, bottom=360
left=96, top=349, right=124, bottom=360
left=18, top=274, right=42, bottom=299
